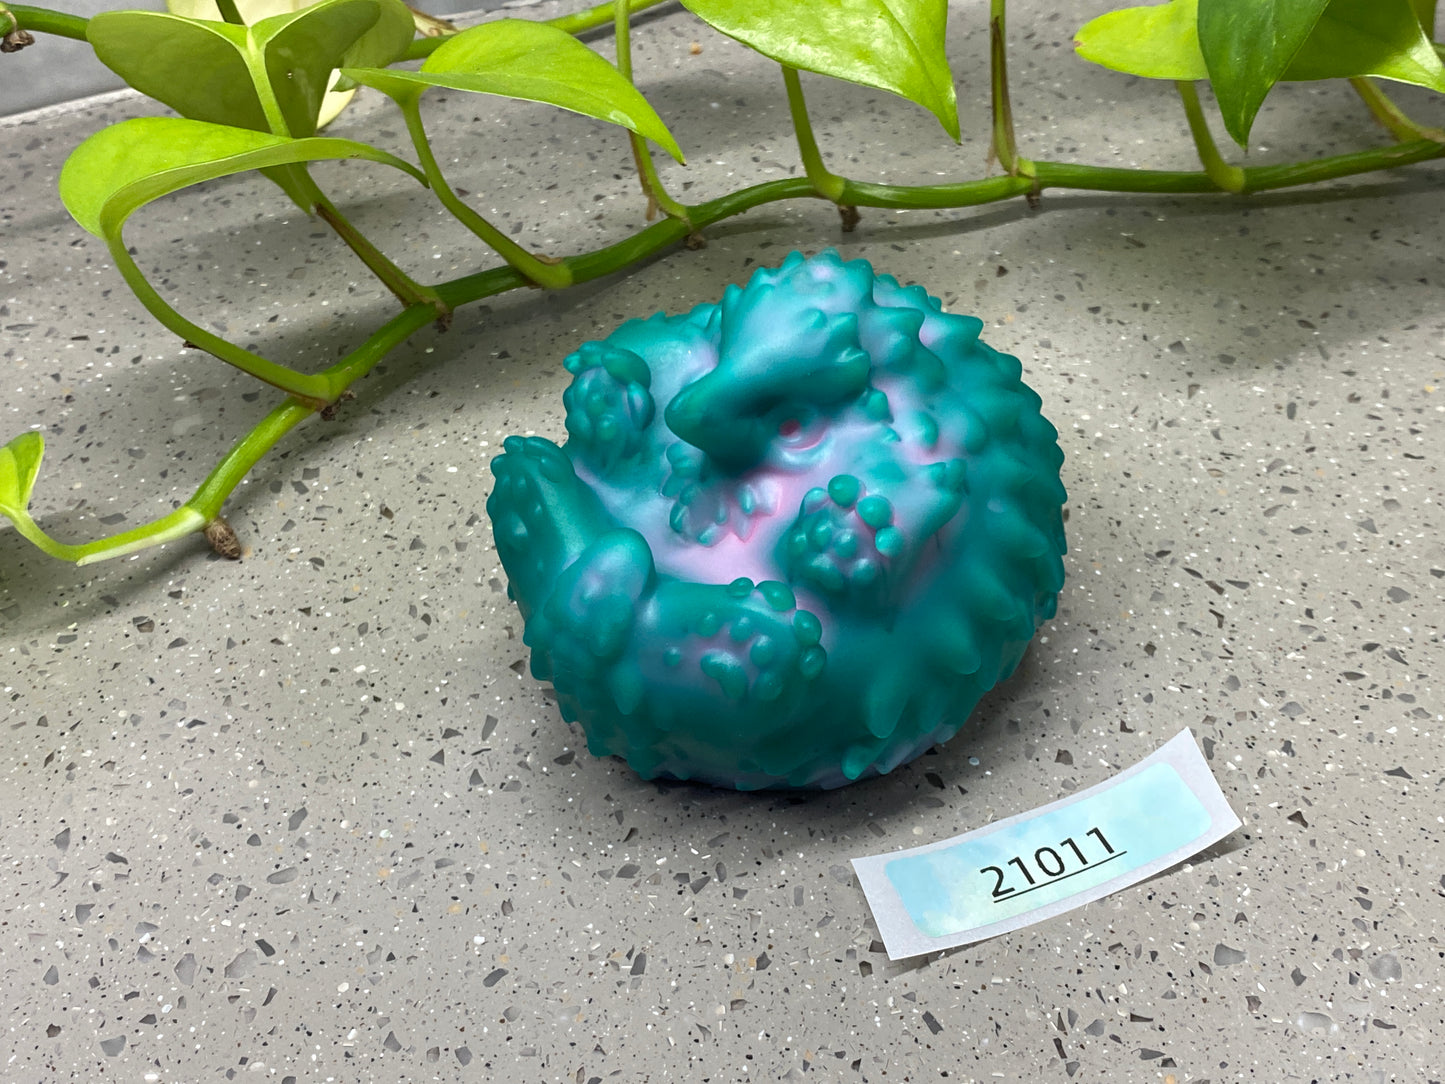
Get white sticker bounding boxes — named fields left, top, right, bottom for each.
left=852, top=730, right=1241, bottom=960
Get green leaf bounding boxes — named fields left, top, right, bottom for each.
left=89, top=12, right=267, bottom=130
left=1282, top=0, right=1445, bottom=91
left=59, top=116, right=424, bottom=238
left=343, top=18, right=684, bottom=160
left=1076, top=0, right=1445, bottom=136
left=164, top=0, right=415, bottom=128
left=1075, top=0, right=1208, bottom=80
left=90, top=0, right=401, bottom=137
left=679, top=0, right=959, bottom=140
left=331, top=0, right=413, bottom=86
left=249, top=0, right=400, bottom=136
left=1197, top=0, right=1332, bottom=145
left=0, top=431, right=44, bottom=524
left=1410, top=0, right=1438, bottom=32
left=0, top=431, right=76, bottom=561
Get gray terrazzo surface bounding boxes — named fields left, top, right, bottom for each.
left=2, top=1, right=1442, bottom=1080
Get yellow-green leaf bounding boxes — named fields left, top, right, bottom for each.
left=1077, top=0, right=1445, bottom=139
left=345, top=18, right=683, bottom=160
left=680, top=0, right=959, bottom=140
left=91, top=0, right=409, bottom=137
left=0, top=431, right=44, bottom=522
left=1075, top=0, right=1207, bottom=80
left=59, top=116, right=424, bottom=238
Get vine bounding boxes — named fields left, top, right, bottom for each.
left=1, top=0, right=1442, bottom=566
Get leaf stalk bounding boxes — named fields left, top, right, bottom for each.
left=1349, top=76, right=1445, bottom=145
left=989, top=0, right=1019, bottom=175
left=4, top=3, right=86, bottom=41
left=403, top=0, right=673, bottom=60
left=104, top=232, right=332, bottom=408
left=614, top=0, right=692, bottom=226
left=782, top=65, right=846, bottom=203
left=400, top=98, right=573, bottom=289
left=310, top=190, right=447, bottom=315
left=213, top=0, right=244, bottom=26
left=1176, top=81, right=1246, bottom=193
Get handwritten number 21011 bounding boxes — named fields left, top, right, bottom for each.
left=981, top=827, right=1118, bottom=900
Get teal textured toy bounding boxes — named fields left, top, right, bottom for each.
left=486, top=249, right=1067, bottom=789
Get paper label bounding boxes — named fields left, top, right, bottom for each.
left=852, top=730, right=1240, bottom=960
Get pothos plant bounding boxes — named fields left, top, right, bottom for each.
left=1, top=0, right=1442, bottom=566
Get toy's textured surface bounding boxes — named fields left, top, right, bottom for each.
left=486, top=250, right=1067, bottom=789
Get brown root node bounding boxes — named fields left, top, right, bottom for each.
left=204, top=516, right=242, bottom=560
left=2, top=29, right=36, bottom=53
left=320, top=390, right=355, bottom=421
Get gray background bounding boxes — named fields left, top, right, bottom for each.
left=2, top=1, right=1442, bottom=1080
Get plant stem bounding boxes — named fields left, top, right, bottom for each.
left=1176, top=81, right=1246, bottom=193
left=4, top=3, right=86, bottom=41
left=989, top=0, right=1019, bottom=175
left=1233, top=138, right=1445, bottom=190
left=440, top=135, right=1445, bottom=308
left=1349, top=76, right=1445, bottom=144
left=310, top=191, right=447, bottom=314
left=47, top=129, right=1445, bottom=567
left=183, top=399, right=317, bottom=522
left=320, top=302, right=439, bottom=391
left=613, top=0, right=692, bottom=226
left=0, top=506, right=89, bottom=563
left=260, top=164, right=443, bottom=312
left=841, top=174, right=1034, bottom=209
left=782, top=65, right=846, bottom=203
left=550, top=0, right=671, bottom=36
left=45, top=302, right=441, bottom=562
left=403, top=0, right=673, bottom=60
left=214, top=0, right=245, bottom=26
left=10, top=503, right=208, bottom=566
left=74, top=400, right=310, bottom=565
left=400, top=98, right=573, bottom=289
left=437, top=177, right=817, bottom=306
left=243, top=50, right=294, bottom=137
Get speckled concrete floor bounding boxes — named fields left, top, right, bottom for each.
left=2, top=2, right=1442, bottom=1081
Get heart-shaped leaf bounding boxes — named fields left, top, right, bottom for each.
left=250, top=1, right=385, bottom=137
left=59, top=116, right=424, bottom=238
left=679, top=0, right=959, bottom=140
left=165, top=0, right=415, bottom=128
left=0, top=431, right=44, bottom=523
left=1281, top=0, right=1445, bottom=89
left=0, top=430, right=78, bottom=561
left=1076, top=0, right=1445, bottom=143
left=330, top=0, right=414, bottom=89
left=168, top=0, right=413, bottom=71
left=1074, top=0, right=1208, bottom=80
left=344, top=18, right=683, bottom=160
left=89, top=12, right=267, bottom=130
left=90, top=0, right=403, bottom=137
